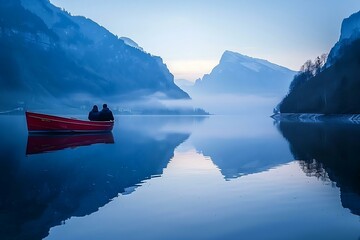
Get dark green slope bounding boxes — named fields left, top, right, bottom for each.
left=280, top=39, right=360, bottom=114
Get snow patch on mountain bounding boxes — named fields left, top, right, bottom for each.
left=220, top=51, right=289, bottom=74
left=190, top=50, right=296, bottom=96
left=120, top=37, right=144, bottom=51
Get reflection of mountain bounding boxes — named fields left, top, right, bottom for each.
left=26, top=133, right=115, bottom=155
left=0, top=117, right=190, bottom=240
left=277, top=121, right=360, bottom=216
left=191, top=117, right=291, bottom=180
left=195, top=138, right=291, bottom=180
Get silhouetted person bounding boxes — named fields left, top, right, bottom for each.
left=99, top=104, right=114, bottom=121
left=88, top=105, right=100, bottom=121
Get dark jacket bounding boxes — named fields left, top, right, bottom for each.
left=99, top=108, right=114, bottom=121
left=88, top=110, right=100, bottom=121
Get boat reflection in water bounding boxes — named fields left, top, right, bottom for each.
left=26, top=133, right=115, bottom=155
left=0, top=115, right=194, bottom=240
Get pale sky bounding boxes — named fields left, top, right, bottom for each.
left=51, top=0, right=360, bottom=81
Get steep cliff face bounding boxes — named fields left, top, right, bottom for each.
left=327, top=11, right=360, bottom=66
left=0, top=0, right=189, bottom=109
left=340, top=11, right=360, bottom=41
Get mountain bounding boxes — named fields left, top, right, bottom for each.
left=189, top=51, right=296, bottom=96
left=0, top=0, right=189, bottom=110
left=327, top=11, right=360, bottom=66
left=278, top=11, right=360, bottom=114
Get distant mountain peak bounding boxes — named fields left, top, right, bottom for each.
left=190, top=50, right=296, bottom=96
left=219, top=50, right=293, bottom=73
left=220, top=50, right=252, bottom=63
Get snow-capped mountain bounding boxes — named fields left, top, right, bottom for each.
left=190, top=51, right=296, bottom=96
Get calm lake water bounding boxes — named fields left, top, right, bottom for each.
left=0, top=114, right=359, bottom=240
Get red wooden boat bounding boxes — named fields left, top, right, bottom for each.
left=26, top=133, right=114, bottom=155
left=26, top=111, right=114, bottom=133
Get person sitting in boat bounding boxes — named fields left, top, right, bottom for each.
left=88, top=105, right=100, bottom=121
left=99, top=104, right=114, bottom=121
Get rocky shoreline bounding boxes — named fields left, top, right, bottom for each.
left=271, top=113, right=360, bottom=124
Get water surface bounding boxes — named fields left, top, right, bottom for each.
left=0, top=114, right=359, bottom=239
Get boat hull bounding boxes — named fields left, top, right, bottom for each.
left=26, top=111, right=114, bottom=133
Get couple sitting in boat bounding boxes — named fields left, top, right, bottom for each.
left=88, top=104, right=114, bottom=121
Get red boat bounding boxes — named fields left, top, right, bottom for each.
left=26, top=133, right=115, bottom=155
left=26, top=111, right=114, bottom=133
